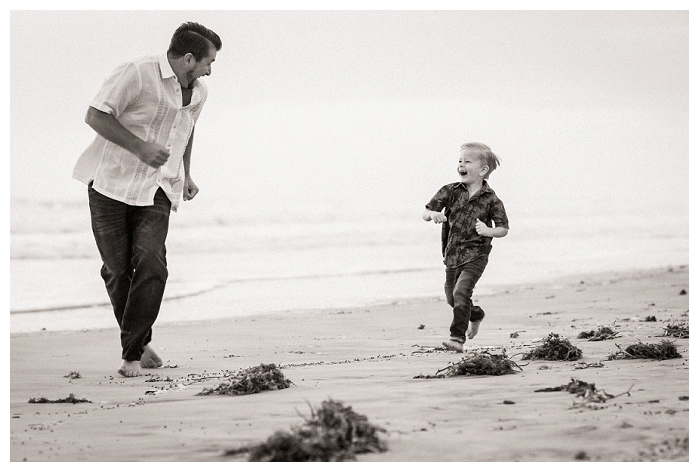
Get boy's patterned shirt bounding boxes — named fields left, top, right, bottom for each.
left=425, top=181, right=509, bottom=268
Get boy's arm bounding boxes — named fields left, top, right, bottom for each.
left=422, top=209, right=447, bottom=223
left=475, top=219, right=508, bottom=238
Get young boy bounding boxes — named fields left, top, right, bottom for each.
left=422, top=142, right=509, bottom=352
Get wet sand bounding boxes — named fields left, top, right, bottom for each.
left=9, top=265, right=690, bottom=462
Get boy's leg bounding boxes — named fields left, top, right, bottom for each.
left=467, top=305, right=486, bottom=339
left=444, top=266, right=465, bottom=340
left=443, top=266, right=464, bottom=351
left=450, top=256, right=488, bottom=341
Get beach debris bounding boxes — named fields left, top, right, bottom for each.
left=644, top=315, right=657, bottom=322
left=574, top=361, right=605, bottom=369
left=198, top=363, right=292, bottom=396
left=608, top=340, right=682, bottom=360
left=63, top=371, right=82, bottom=379
left=577, top=326, right=619, bottom=341
left=679, top=396, right=689, bottom=401
left=535, top=378, right=595, bottom=394
left=679, top=289, right=687, bottom=295
left=509, top=332, right=520, bottom=338
left=225, top=399, right=387, bottom=461
left=418, top=324, right=425, bottom=330
left=521, top=333, right=583, bottom=361
left=503, top=400, right=515, bottom=405
left=535, top=378, right=633, bottom=409
left=414, top=350, right=523, bottom=379
left=662, top=322, right=689, bottom=338
left=28, top=393, right=91, bottom=404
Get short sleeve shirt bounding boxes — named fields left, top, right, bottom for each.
left=425, top=181, right=509, bottom=268
left=72, top=54, right=208, bottom=212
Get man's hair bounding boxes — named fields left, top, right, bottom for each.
left=168, top=22, right=222, bottom=61
left=461, top=142, right=500, bottom=179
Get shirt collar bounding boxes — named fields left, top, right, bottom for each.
left=159, top=54, right=177, bottom=80
left=452, top=180, right=492, bottom=193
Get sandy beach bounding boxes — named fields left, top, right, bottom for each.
left=9, top=265, right=689, bottom=462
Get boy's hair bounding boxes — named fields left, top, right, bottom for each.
left=461, top=142, right=500, bottom=179
left=168, top=22, right=222, bottom=61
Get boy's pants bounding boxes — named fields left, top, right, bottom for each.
left=444, top=256, right=488, bottom=343
left=88, top=184, right=170, bottom=362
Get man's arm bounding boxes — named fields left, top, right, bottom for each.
left=85, top=107, right=170, bottom=168
left=182, top=128, right=199, bottom=201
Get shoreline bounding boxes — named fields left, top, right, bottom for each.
left=10, top=265, right=690, bottom=462
left=10, top=263, right=687, bottom=336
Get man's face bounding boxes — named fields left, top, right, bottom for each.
left=186, top=45, right=217, bottom=87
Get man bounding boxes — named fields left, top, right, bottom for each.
left=73, top=22, right=222, bottom=377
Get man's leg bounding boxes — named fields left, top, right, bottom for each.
left=89, top=185, right=133, bottom=328
left=119, top=188, right=170, bottom=366
left=89, top=185, right=142, bottom=376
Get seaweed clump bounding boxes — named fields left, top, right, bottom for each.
left=577, top=326, right=618, bottom=341
left=608, top=340, right=682, bottom=360
left=29, top=393, right=91, bottom=404
left=414, top=350, right=522, bottom=379
left=522, top=333, right=583, bottom=361
left=662, top=322, right=689, bottom=338
left=226, top=400, right=387, bottom=461
left=198, top=363, right=292, bottom=396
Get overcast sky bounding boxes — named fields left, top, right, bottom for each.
left=9, top=8, right=689, bottom=220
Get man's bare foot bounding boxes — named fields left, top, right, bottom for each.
left=140, top=344, right=163, bottom=369
left=118, top=360, right=141, bottom=377
left=442, top=339, right=464, bottom=353
left=467, top=320, right=482, bottom=339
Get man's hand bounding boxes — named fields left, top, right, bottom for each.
left=135, top=141, right=170, bottom=168
left=183, top=176, right=199, bottom=201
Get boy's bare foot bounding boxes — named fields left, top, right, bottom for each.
left=140, top=344, right=163, bottom=369
left=442, top=339, right=464, bottom=353
left=467, top=320, right=482, bottom=339
left=118, top=360, right=141, bottom=377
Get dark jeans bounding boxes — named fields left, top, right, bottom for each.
left=88, top=184, right=170, bottom=362
left=444, top=256, right=488, bottom=342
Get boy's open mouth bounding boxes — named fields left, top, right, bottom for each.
left=458, top=170, right=467, bottom=176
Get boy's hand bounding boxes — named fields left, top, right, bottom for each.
left=431, top=211, right=447, bottom=224
left=475, top=218, right=491, bottom=236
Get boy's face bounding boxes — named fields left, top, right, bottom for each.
left=457, top=151, right=488, bottom=184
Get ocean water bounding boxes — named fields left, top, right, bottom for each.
left=9, top=198, right=689, bottom=334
